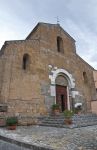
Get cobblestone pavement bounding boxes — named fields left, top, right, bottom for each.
left=0, top=140, right=31, bottom=150
left=0, top=125, right=97, bottom=150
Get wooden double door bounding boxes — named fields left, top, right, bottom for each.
left=56, top=85, right=67, bottom=112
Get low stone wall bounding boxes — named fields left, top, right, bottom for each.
left=0, top=100, right=47, bottom=126
left=18, top=116, right=38, bottom=126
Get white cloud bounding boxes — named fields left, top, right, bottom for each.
left=0, top=0, right=97, bottom=69
left=60, top=18, right=97, bottom=69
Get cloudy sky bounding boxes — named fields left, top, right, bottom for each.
left=0, top=0, right=97, bottom=69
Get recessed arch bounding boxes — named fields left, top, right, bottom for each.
left=49, top=68, right=75, bottom=88
left=55, top=75, right=68, bottom=86
left=49, top=68, right=75, bottom=110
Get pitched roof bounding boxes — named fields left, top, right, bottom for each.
left=26, top=22, right=75, bottom=42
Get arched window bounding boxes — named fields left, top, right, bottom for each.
left=22, top=53, right=30, bottom=70
left=57, top=36, right=64, bottom=53
left=83, top=72, right=88, bottom=83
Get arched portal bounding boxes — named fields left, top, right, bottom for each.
left=49, top=68, right=75, bottom=110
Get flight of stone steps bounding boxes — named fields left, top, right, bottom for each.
left=38, top=113, right=97, bottom=128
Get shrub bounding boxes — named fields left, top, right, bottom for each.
left=52, top=104, right=60, bottom=110
left=6, top=117, right=18, bottom=126
left=64, top=110, right=74, bottom=118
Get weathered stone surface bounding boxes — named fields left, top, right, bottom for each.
left=1, top=125, right=97, bottom=149
left=0, top=22, right=96, bottom=117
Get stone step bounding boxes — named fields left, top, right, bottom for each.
left=39, top=123, right=64, bottom=128
left=42, top=120, right=63, bottom=123
left=38, top=113, right=97, bottom=128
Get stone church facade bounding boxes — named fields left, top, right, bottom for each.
left=0, top=22, right=96, bottom=117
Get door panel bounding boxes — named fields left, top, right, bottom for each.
left=56, top=85, right=67, bottom=112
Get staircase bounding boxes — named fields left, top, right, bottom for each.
left=38, top=113, right=97, bottom=128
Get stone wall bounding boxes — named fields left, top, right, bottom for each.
left=0, top=23, right=96, bottom=116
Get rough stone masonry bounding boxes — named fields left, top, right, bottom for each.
left=0, top=22, right=96, bottom=119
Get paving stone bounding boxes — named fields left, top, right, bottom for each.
left=0, top=140, right=30, bottom=150
left=0, top=125, right=97, bottom=149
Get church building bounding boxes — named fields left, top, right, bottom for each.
left=0, top=22, right=96, bottom=116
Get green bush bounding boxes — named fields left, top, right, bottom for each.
left=6, top=117, right=18, bottom=126
left=52, top=104, right=60, bottom=110
left=64, top=110, right=74, bottom=118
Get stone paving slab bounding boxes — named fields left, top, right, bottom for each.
left=0, top=139, right=31, bottom=150
left=0, top=125, right=97, bottom=150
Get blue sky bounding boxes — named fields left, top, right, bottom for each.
left=0, top=0, right=97, bottom=69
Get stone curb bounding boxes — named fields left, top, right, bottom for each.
left=0, top=135, right=53, bottom=150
